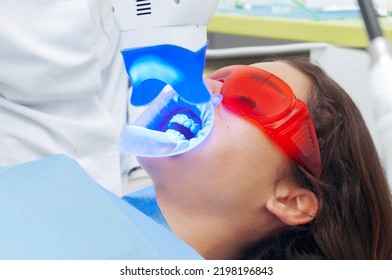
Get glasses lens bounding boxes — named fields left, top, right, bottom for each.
left=220, top=68, right=296, bottom=124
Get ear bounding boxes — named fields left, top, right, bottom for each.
left=266, top=182, right=319, bottom=226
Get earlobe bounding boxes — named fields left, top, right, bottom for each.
left=266, top=183, right=319, bottom=226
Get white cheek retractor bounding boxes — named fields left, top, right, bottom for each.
left=119, top=89, right=222, bottom=157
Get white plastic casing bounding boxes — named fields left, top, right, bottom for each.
left=111, top=0, right=220, bottom=51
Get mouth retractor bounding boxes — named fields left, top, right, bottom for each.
left=119, top=89, right=221, bottom=157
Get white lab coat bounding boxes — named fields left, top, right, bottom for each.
left=0, top=0, right=134, bottom=196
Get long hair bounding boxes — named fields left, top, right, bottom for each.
left=242, top=57, right=392, bottom=259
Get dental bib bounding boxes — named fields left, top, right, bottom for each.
left=120, top=89, right=221, bottom=157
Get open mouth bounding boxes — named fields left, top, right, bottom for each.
left=146, top=96, right=203, bottom=142
left=120, top=90, right=217, bottom=157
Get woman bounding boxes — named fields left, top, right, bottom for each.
left=125, top=57, right=392, bottom=259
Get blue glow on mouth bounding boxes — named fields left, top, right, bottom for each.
left=166, top=113, right=201, bottom=140
left=146, top=97, right=203, bottom=141
left=119, top=90, right=217, bottom=157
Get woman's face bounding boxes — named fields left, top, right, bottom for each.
left=138, top=61, right=311, bottom=217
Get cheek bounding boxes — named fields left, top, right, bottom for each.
left=217, top=111, right=289, bottom=185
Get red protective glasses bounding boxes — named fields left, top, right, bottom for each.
left=209, top=65, right=322, bottom=178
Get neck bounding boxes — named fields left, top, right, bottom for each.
left=160, top=202, right=245, bottom=259
left=156, top=188, right=280, bottom=260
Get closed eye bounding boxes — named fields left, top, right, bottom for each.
left=237, top=96, right=257, bottom=109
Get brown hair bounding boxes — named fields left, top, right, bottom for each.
left=242, top=57, right=392, bottom=259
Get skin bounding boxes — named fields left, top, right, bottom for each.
left=138, top=62, right=318, bottom=259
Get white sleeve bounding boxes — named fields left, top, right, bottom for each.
left=0, top=1, right=102, bottom=102
left=0, top=0, right=131, bottom=196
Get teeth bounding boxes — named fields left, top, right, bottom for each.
left=166, top=129, right=186, bottom=141
left=183, top=119, right=193, bottom=128
left=165, top=113, right=201, bottom=140
left=190, top=124, right=199, bottom=133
